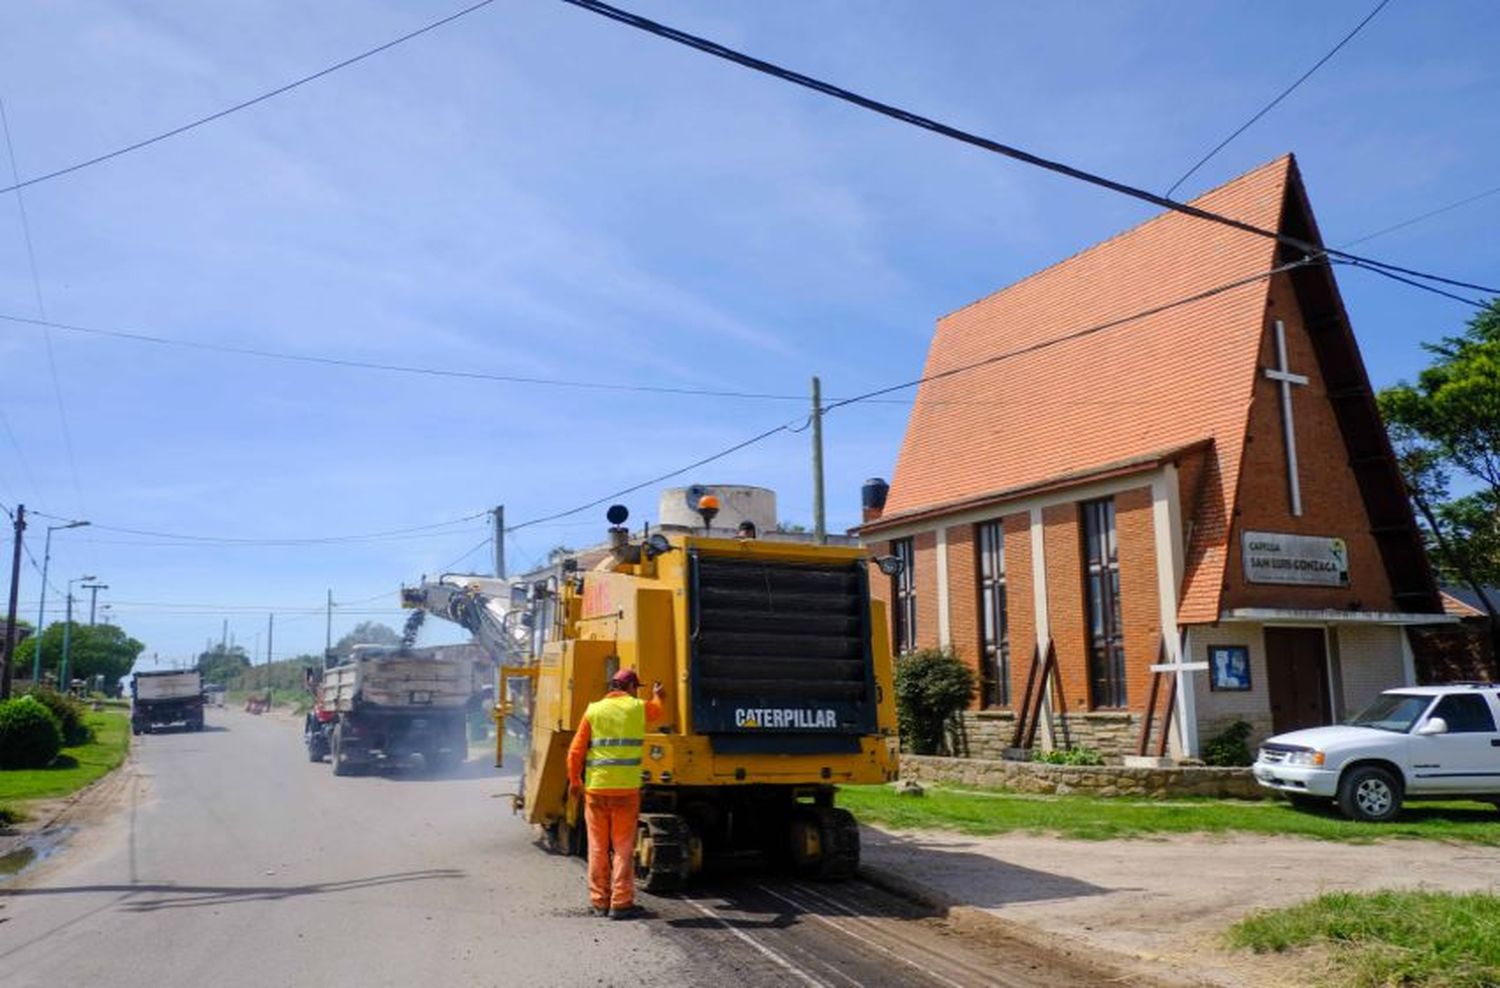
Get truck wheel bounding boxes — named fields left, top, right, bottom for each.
left=1337, top=765, right=1402, bottom=822
left=331, top=725, right=353, bottom=777
left=813, top=808, right=860, bottom=881
left=634, top=814, right=695, bottom=894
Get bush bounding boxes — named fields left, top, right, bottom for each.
left=894, top=648, right=976, bottom=755
left=0, top=697, right=64, bottom=769
left=1034, top=746, right=1104, bottom=766
left=1202, top=720, right=1254, bottom=767
left=26, top=687, right=92, bottom=746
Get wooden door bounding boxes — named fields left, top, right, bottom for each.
left=1264, top=627, right=1330, bottom=734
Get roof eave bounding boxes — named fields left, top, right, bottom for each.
left=859, top=438, right=1213, bottom=535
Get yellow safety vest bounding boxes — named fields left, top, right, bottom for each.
left=583, top=695, right=646, bottom=790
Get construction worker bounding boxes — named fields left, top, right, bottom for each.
left=567, top=667, right=665, bottom=919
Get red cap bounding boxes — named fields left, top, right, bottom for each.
left=610, top=668, right=639, bottom=691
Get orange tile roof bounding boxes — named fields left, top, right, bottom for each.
left=880, top=155, right=1295, bottom=622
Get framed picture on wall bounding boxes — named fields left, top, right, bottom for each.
left=1209, top=645, right=1252, bottom=691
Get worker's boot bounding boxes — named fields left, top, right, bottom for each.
left=588, top=905, right=609, bottom=918
left=608, top=904, right=644, bottom=921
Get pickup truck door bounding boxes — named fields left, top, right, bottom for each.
left=1408, top=693, right=1500, bottom=794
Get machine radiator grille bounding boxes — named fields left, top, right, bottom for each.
left=690, top=552, right=875, bottom=736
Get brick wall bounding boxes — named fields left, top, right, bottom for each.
left=866, top=538, right=893, bottom=650
left=1042, top=504, right=1089, bottom=714
left=1115, top=486, right=1161, bottom=713
left=914, top=531, right=939, bottom=651
left=1224, top=278, right=1396, bottom=613
left=945, top=523, right=981, bottom=704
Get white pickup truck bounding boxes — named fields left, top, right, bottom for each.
left=1253, top=684, right=1500, bottom=821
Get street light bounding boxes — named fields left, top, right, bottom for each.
left=59, top=574, right=95, bottom=692
left=33, top=520, right=89, bottom=684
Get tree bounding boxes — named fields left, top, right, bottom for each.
left=332, top=621, right=401, bottom=659
left=1378, top=297, right=1500, bottom=647
left=14, top=622, right=145, bottom=693
left=196, top=643, right=252, bottom=686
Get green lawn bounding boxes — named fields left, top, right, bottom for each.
left=0, top=709, right=130, bottom=819
left=838, top=784, right=1500, bottom=844
left=1229, top=890, right=1500, bottom=987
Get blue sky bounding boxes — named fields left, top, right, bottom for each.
left=0, top=0, right=1495, bottom=669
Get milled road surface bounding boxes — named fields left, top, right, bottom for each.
left=0, top=709, right=1125, bottom=987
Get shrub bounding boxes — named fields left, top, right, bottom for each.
left=26, top=687, right=92, bottom=746
left=1202, top=720, right=1254, bottom=767
left=894, top=648, right=976, bottom=755
left=0, top=696, right=64, bottom=769
left=1034, top=746, right=1104, bottom=766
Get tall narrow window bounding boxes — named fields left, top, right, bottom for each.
left=891, top=537, right=917, bottom=655
left=1081, top=499, right=1126, bottom=708
left=976, top=520, right=1010, bottom=707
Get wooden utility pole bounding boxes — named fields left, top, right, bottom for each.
left=266, top=613, right=274, bottom=708
left=811, top=377, right=826, bottom=544
left=2, top=504, right=25, bottom=700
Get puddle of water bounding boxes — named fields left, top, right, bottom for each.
left=0, top=826, right=75, bottom=879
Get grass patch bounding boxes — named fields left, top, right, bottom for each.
left=1228, top=890, right=1500, bottom=987
left=0, top=710, right=130, bottom=816
left=838, top=784, right=1500, bottom=844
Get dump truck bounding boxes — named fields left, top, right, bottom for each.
left=131, top=669, right=205, bottom=735
left=401, top=502, right=901, bottom=889
left=307, top=644, right=476, bottom=775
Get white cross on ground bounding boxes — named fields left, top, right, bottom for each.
left=1264, top=320, right=1309, bottom=517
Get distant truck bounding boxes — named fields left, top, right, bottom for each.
left=132, top=670, right=205, bottom=735
left=305, top=645, right=476, bottom=776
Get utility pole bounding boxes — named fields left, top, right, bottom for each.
left=82, top=582, right=108, bottom=625
left=34, top=519, right=88, bottom=683
left=811, top=376, right=826, bottom=545
left=325, top=589, right=333, bottom=661
left=60, top=590, right=73, bottom=691
left=221, top=619, right=228, bottom=654
left=266, top=612, right=274, bottom=708
left=2, top=504, right=25, bottom=700
left=492, top=505, right=506, bottom=579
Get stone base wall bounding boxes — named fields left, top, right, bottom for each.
left=954, top=710, right=1145, bottom=763
left=899, top=753, right=1262, bottom=800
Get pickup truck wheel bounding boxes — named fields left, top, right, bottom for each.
left=1337, top=765, right=1402, bottom=822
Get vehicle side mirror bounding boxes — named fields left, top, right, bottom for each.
left=1415, top=716, right=1448, bottom=736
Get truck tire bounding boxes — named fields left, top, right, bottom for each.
left=331, top=724, right=354, bottom=777
left=813, top=807, right=860, bottom=881
left=1337, top=765, right=1402, bottom=822
left=634, top=814, right=694, bottom=894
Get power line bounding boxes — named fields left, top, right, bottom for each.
left=506, top=421, right=800, bottom=532
left=823, top=258, right=1318, bottom=413
left=1341, top=183, right=1500, bottom=249
left=556, top=0, right=1498, bottom=298
left=0, top=312, right=806, bottom=402
left=0, top=0, right=500, bottom=197
left=1337, top=258, right=1488, bottom=308
left=506, top=257, right=1317, bottom=534
left=1, top=96, right=85, bottom=512
left=30, top=508, right=487, bottom=546
left=1164, top=0, right=1391, bottom=198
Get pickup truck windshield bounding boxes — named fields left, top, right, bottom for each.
left=1347, top=693, right=1432, bottom=733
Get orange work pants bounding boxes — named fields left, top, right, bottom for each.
left=584, top=790, right=640, bottom=910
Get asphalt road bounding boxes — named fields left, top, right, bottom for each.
left=0, top=709, right=1120, bottom=988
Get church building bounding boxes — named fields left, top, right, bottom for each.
left=861, top=155, right=1456, bottom=760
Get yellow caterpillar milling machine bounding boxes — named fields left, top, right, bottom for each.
left=401, top=502, right=900, bottom=889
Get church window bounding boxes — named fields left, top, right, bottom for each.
left=976, top=520, right=1010, bottom=707
left=891, top=537, right=917, bottom=655
left=1081, top=499, right=1126, bottom=708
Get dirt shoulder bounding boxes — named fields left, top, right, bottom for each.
left=862, top=826, right=1500, bottom=987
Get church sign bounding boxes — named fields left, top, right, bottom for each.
left=1242, top=531, right=1349, bottom=587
